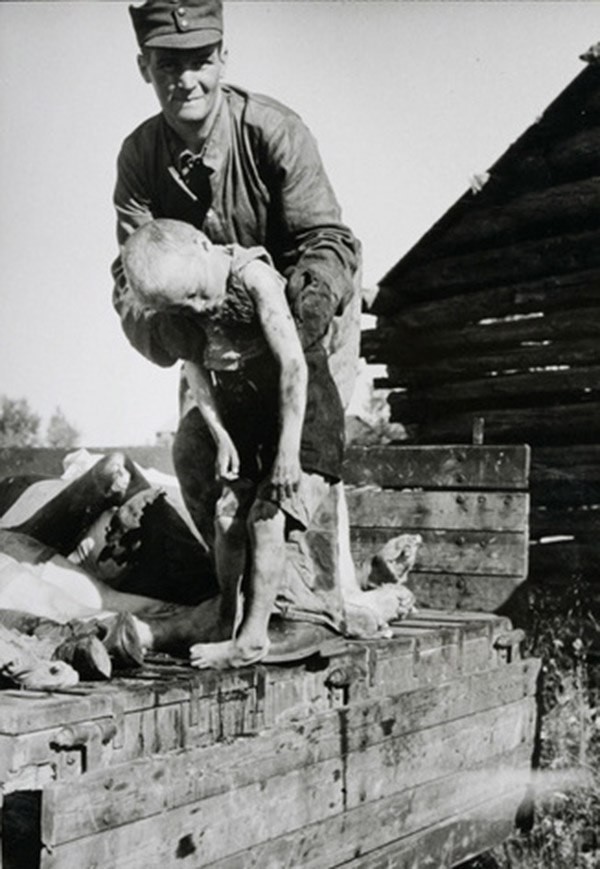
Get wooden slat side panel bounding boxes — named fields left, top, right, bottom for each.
left=347, top=489, right=528, bottom=532
left=337, top=789, right=526, bottom=869
left=40, top=699, right=535, bottom=868
left=408, top=573, right=528, bottom=613
left=343, top=446, right=530, bottom=490
left=203, top=752, right=531, bottom=869
left=351, top=528, right=528, bottom=579
left=41, top=660, right=539, bottom=848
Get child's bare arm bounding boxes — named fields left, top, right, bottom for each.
left=242, top=260, right=308, bottom=500
left=182, top=360, right=240, bottom=481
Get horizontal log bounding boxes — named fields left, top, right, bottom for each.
left=343, top=445, right=529, bottom=490
left=347, top=488, right=528, bottom=532
left=530, top=477, right=600, bottom=508
left=529, top=540, right=600, bottom=585
left=534, top=443, right=600, bottom=470
left=369, top=307, right=600, bottom=367
left=389, top=367, right=600, bottom=424
left=42, top=699, right=535, bottom=867
left=547, top=124, right=600, bottom=179
left=351, top=527, right=527, bottom=578
left=422, top=176, right=600, bottom=260
left=411, top=401, right=600, bottom=447
left=530, top=445, right=600, bottom=505
left=531, top=506, right=600, bottom=541
left=377, top=269, right=600, bottom=331
left=408, top=572, right=528, bottom=613
left=373, top=228, right=600, bottom=313
left=378, top=340, right=600, bottom=387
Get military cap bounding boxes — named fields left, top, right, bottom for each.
left=130, top=0, right=223, bottom=50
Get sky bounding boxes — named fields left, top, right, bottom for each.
left=0, top=0, right=599, bottom=446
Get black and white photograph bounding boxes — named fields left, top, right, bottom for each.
left=0, top=1, right=599, bottom=867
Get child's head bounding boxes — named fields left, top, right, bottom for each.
left=122, top=219, right=226, bottom=313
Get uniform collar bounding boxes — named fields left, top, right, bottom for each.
left=163, top=87, right=229, bottom=177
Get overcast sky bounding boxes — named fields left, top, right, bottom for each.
left=1, top=1, right=598, bottom=445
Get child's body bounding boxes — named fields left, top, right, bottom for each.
left=122, top=219, right=345, bottom=668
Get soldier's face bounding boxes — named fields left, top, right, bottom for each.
left=139, top=45, right=226, bottom=131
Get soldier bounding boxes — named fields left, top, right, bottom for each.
left=112, top=0, right=361, bottom=563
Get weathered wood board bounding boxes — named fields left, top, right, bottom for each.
left=345, top=445, right=529, bottom=613
left=0, top=614, right=540, bottom=869
left=0, top=444, right=538, bottom=868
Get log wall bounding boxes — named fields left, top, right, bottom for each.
left=366, top=61, right=600, bottom=595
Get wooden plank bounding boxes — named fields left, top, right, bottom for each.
left=345, top=698, right=536, bottom=807
left=421, top=175, right=600, bottom=258
left=546, top=124, right=600, bottom=177
left=0, top=446, right=175, bottom=482
left=347, top=488, right=528, bottom=532
left=203, top=750, right=532, bottom=869
left=41, top=699, right=535, bottom=868
left=389, top=367, right=600, bottom=423
left=530, top=443, right=600, bottom=505
left=373, top=307, right=600, bottom=365
left=408, top=573, right=527, bottom=613
left=41, top=660, right=539, bottom=848
left=529, top=539, right=600, bottom=582
left=337, top=789, right=526, bottom=869
left=343, top=446, right=530, bottom=490
left=531, top=506, right=600, bottom=541
left=379, top=268, right=600, bottom=331
left=373, top=227, right=600, bottom=307
left=413, top=401, right=600, bottom=446
left=377, top=339, right=600, bottom=387
left=351, top=527, right=528, bottom=578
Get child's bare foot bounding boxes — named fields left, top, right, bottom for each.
left=189, top=636, right=270, bottom=670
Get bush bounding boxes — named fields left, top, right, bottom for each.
left=463, top=576, right=600, bottom=869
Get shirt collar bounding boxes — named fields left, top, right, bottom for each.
left=163, top=88, right=229, bottom=177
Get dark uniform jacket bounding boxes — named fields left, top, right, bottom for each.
left=112, top=84, right=360, bottom=363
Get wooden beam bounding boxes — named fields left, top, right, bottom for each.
left=411, top=402, right=600, bottom=446
left=389, top=367, right=600, bottom=423
left=408, top=573, right=529, bottom=613
left=418, top=176, right=600, bottom=260
left=41, top=700, right=534, bottom=867
left=373, top=227, right=600, bottom=312
left=362, top=332, right=600, bottom=376
left=376, top=269, right=600, bottom=332
left=343, top=446, right=530, bottom=490
left=347, top=489, right=528, bottom=532
left=369, top=307, right=600, bottom=365
left=351, top=527, right=528, bottom=578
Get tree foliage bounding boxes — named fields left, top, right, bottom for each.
left=46, top=407, right=80, bottom=449
left=0, top=396, right=41, bottom=447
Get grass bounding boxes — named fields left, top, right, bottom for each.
left=464, top=576, right=600, bottom=869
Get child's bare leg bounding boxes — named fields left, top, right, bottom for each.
left=190, top=499, right=284, bottom=669
left=211, top=513, right=247, bottom=640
